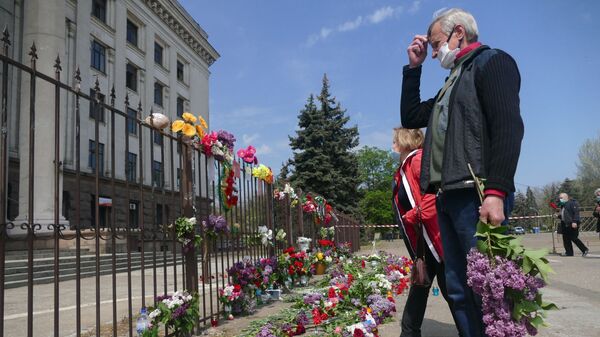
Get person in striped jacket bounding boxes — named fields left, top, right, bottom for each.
left=391, top=127, right=458, bottom=337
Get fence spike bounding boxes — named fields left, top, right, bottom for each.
left=54, top=54, right=62, bottom=73
left=73, top=66, right=81, bottom=92
left=93, top=75, right=100, bottom=94
left=28, top=42, right=38, bottom=65
left=110, top=84, right=116, bottom=106
left=1, top=25, right=10, bottom=48
left=137, top=100, right=142, bottom=118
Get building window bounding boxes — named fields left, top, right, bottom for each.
left=154, top=82, right=164, bottom=107
left=177, top=97, right=184, bottom=117
left=91, top=195, right=111, bottom=228
left=129, top=200, right=139, bottom=228
left=152, top=160, right=163, bottom=188
left=88, top=140, right=105, bottom=175
left=177, top=168, right=182, bottom=188
left=126, top=152, right=137, bottom=182
left=176, top=60, right=184, bottom=82
left=154, top=42, right=163, bottom=66
left=91, top=40, right=106, bottom=73
left=89, top=89, right=105, bottom=122
left=126, top=63, right=137, bottom=91
left=92, top=0, right=107, bottom=23
left=126, top=19, right=138, bottom=46
left=127, top=107, right=137, bottom=135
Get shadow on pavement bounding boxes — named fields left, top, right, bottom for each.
left=421, top=318, right=459, bottom=337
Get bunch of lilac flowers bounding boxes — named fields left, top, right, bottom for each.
left=303, top=293, right=323, bottom=306
left=217, top=130, right=236, bottom=152
left=254, top=323, right=278, bottom=337
left=366, top=294, right=396, bottom=325
left=467, top=249, right=545, bottom=337
left=203, top=214, right=229, bottom=237
left=295, top=310, right=309, bottom=326
left=228, top=259, right=258, bottom=291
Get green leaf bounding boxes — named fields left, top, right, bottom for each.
left=476, top=240, right=488, bottom=253
left=541, top=301, right=559, bottom=311
left=529, top=315, right=545, bottom=329
left=522, top=256, right=533, bottom=274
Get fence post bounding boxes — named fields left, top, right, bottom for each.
left=285, top=195, right=293, bottom=247
left=181, top=144, right=198, bottom=294
left=266, top=184, right=275, bottom=257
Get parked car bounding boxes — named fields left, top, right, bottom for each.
left=514, top=226, right=526, bottom=235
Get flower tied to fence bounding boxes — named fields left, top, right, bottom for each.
left=173, top=217, right=201, bottom=254
left=142, top=291, right=199, bottom=337
left=202, top=214, right=230, bottom=239
left=251, top=164, right=273, bottom=184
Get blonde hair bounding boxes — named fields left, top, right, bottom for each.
left=393, top=128, right=424, bottom=152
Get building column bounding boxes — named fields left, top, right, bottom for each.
left=13, top=0, right=68, bottom=234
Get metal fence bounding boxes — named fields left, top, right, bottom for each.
left=0, top=30, right=360, bottom=337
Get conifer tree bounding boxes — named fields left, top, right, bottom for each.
left=289, top=75, right=360, bottom=212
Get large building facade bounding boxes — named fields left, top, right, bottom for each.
left=0, top=0, right=219, bottom=237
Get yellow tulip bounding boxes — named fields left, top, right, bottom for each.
left=182, top=112, right=197, bottom=123
left=198, top=116, right=208, bottom=129
left=316, top=252, right=324, bottom=260
left=171, top=120, right=185, bottom=132
left=182, top=123, right=196, bottom=137
left=196, top=125, right=205, bottom=138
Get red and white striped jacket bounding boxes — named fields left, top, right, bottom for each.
left=392, top=149, right=444, bottom=262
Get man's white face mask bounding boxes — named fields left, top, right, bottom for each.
left=437, top=42, right=461, bottom=69
left=436, top=27, right=461, bottom=69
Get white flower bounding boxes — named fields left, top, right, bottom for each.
left=188, top=217, right=197, bottom=225
left=149, top=309, right=161, bottom=320
left=325, top=256, right=333, bottom=263
left=297, top=237, right=312, bottom=244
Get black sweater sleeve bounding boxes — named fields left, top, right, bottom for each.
left=476, top=51, right=524, bottom=193
left=400, top=65, right=436, bottom=128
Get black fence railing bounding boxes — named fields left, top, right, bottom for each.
left=0, top=28, right=361, bottom=337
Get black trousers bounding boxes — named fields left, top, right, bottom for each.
left=562, top=226, right=588, bottom=256
left=400, top=247, right=459, bottom=337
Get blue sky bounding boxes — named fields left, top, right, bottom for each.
left=179, top=0, right=599, bottom=191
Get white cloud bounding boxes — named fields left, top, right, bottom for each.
left=256, top=144, right=272, bottom=155
left=320, top=27, right=333, bottom=39
left=242, top=133, right=259, bottom=145
left=338, top=16, right=363, bottom=32
left=367, top=6, right=395, bottom=24
left=306, top=5, right=409, bottom=46
left=408, top=0, right=421, bottom=15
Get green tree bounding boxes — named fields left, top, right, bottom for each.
left=576, top=132, right=600, bottom=206
left=559, top=178, right=580, bottom=201
left=289, top=75, right=360, bottom=213
left=356, top=146, right=397, bottom=191
left=358, top=190, right=394, bottom=225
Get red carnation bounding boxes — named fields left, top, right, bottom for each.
left=361, top=260, right=366, bottom=268
left=328, top=287, right=336, bottom=299
left=295, top=325, right=305, bottom=334
left=353, top=328, right=365, bottom=337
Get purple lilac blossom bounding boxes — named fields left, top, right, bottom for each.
left=467, top=248, right=546, bottom=337
left=295, top=310, right=309, bottom=326
left=302, top=293, right=323, bottom=306
left=217, top=130, right=236, bottom=152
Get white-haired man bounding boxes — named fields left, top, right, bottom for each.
left=400, top=8, right=524, bottom=337
left=557, top=192, right=589, bottom=256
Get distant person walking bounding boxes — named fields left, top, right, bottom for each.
left=558, top=192, right=589, bottom=256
